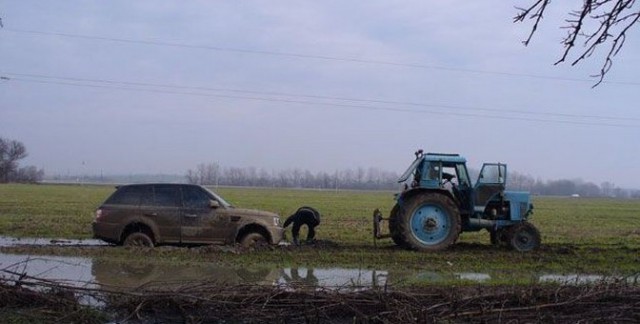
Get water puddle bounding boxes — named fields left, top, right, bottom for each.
left=0, top=236, right=108, bottom=247
left=0, top=253, right=94, bottom=285
left=0, top=253, right=637, bottom=291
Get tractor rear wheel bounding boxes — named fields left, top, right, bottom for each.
left=388, top=204, right=406, bottom=247
left=397, top=193, right=461, bottom=251
left=508, top=222, right=541, bottom=252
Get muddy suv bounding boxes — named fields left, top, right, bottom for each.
left=92, top=183, right=284, bottom=248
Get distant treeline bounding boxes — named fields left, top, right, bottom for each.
left=508, top=171, right=639, bottom=198
left=184, top=163, right=639, bottom=198
left=185, top=163, right=399, bottom=191
left=181, top=163, right=640, bottom=198
left=45, top=163, right=638, bottom=198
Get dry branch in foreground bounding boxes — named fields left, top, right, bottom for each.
left=1, top=269, right=638, bottom=323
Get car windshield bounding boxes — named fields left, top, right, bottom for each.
left=202, top=187, right=233, bottom=208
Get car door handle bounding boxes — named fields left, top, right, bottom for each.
left=144, top=212, right=157, bottom=217
left=184, top=213, right=198, bottom=218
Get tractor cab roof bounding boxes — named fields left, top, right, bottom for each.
left=398, top=152, right=467, bottom=183
left=422, top=152, right=467, bottom=164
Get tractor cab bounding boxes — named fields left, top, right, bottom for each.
left=397, top=150, right=473, bottom=213
left=397, top=151, right=512, bottom=216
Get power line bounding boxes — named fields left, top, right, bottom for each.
left=2, top=71, right=637, bottom=122
left=3, top=75, right=638, bottom=129
left=4, top=28, right=640, bottom=86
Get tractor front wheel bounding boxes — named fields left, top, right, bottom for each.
left=490, top=228, right=509, bottom=246
left=397, top=193, right=461, bottom=251
left=508, top=222, right=541, bottom=252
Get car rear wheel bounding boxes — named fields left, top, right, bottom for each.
left=123, top=232, right=154, bottom=247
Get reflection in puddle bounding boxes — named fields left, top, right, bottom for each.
left=0, top=254, right=100, bottom=306
left=277, top=268, right=387, bottom=288
left=0, top=254, right=94, bottom=286
left=0, top=236, right=108, bottom=247
left=92, top=259, right=283, bottom=289
left=0, top=253, right=638, bottom=291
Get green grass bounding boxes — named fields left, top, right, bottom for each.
left=0, top=184, right=638, bottom=279
left=0, top=184, right=112, bottom=238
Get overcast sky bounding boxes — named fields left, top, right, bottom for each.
left=1, top=1, right=639, bottom=188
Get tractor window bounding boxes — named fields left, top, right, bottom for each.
left=478, top=164, right=506, bottom=184
left=455, top=164, right=470, bottom=187
left=441, top=166, right=458, bottom=185
left=425, top=162, right=441, bottom=181
left=397, top=158, right=423, bottom=183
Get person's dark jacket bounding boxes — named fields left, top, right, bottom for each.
left=283, top=206, right=321, bottom=228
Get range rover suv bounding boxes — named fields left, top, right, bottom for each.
left=92, top=183, right=284, bottom=248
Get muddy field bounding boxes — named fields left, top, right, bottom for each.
left=0, top=184, right=638, bottom=322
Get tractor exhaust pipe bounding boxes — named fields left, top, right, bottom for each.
left=467, top=218, right=496, bottom=229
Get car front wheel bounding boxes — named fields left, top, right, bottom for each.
left=240, top=232, right=268, bottom=248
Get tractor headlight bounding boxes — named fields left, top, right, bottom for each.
left=274, top=216, right=280, bottom=226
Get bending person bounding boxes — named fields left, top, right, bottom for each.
left=283, top=206, right=321, bottom=245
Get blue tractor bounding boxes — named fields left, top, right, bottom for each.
left=373, top=150, right=540, bottom=252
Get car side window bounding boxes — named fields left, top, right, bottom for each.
left=105, top=186, right=144, bottom=205
left=139, top=185, right=154, bottom=206
left=182, top=186, right=210, bottom=209
left=153, top=185, right=181, bottom=207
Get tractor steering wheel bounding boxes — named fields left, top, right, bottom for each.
left=442, top=172, right=456, bottom=183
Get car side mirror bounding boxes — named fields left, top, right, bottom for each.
left=209, top=200, right=220, bottom=209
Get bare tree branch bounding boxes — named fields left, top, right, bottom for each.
left=515, top=0, right=640, bottom=86
left=514, top=0, right=551, bottom=46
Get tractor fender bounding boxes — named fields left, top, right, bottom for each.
left=397, top=188, right=457, bottom=209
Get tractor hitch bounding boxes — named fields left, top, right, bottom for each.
left=372, top=209, right=391, bottom=246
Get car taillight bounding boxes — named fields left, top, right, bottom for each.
left=95, top=209, right=104, bottom=220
